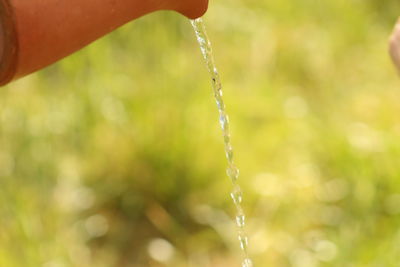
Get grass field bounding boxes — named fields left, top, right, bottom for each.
left=1, top=0, right=400, bottom=266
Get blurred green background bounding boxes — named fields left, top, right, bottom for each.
left=1, top=0, right=400, bottom=266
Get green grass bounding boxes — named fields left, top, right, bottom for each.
left=1, top=0, right=400, bottom=266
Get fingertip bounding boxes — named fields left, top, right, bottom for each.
left=177, top=0, right=209, bottom=20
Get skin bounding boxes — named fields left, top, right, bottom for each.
left=389, top=18, right=400, bottom=73
left=0, top=0, right=208, bottom=85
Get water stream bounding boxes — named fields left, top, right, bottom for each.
left=190, top=18, right=253, bottom=267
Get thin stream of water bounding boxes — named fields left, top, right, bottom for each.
left=190, top=18, right=253, bottom=267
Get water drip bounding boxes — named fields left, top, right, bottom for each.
left=191, top=18, right=253, bottom=267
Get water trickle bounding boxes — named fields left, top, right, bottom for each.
left=191, top=18, right=253, bottom=267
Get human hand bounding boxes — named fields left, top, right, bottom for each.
left=389, top=18, right=400, bottom=72
left=0, top=0, right=210, bottom=85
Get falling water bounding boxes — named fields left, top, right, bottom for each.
left=191, top=18, right=253, bottom=267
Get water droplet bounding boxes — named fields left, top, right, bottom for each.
left=242, top=258, right=254, bottom=267
left=219, top=114, right=229, bottom=130
left=236, top=214, right=246, bottom=228
left=216, top=99, right=223, bottom=109
left=224, top=134, right=231, bottom=144
left=227, top=166, right=239, bottom=182
left=231, top=186, right=243, bottom=205
left=238, top=234, right=249, bottom=251
left=225, top=145, right=234, bottom=161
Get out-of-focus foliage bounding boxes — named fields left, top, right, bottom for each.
left=1, top=0, right=400, bottom=266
